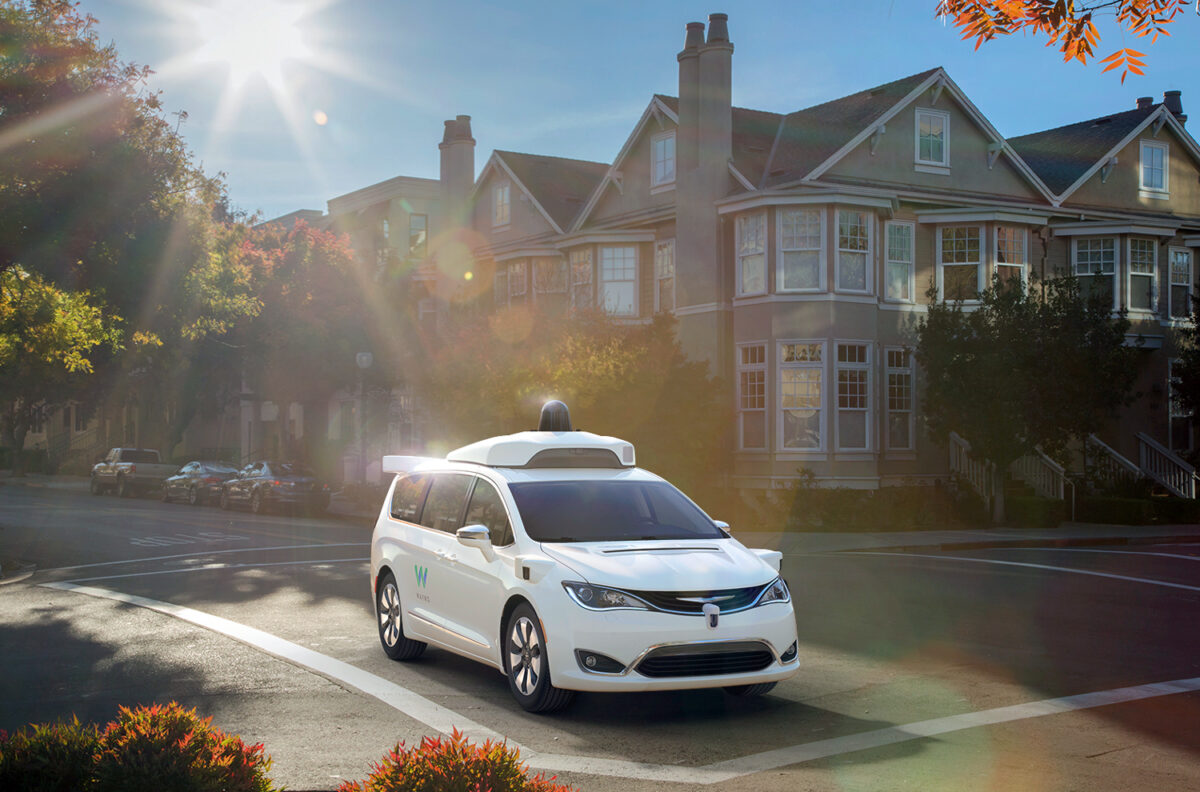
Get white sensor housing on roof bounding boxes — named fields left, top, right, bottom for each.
left=446, top=430, right=635, bottom=468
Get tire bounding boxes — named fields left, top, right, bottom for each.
left=723, top=682, right=777, bottom=698
left=160, top=484, right=171, bottom=502
left=375, top=571, right=426, bottom=661
left=187, top=486, right=201, bottom=506
left=116, top=475, right=131, bottom=498
left=219, top=488, right=230, bottom=510
left=250, top=489, right=264, bottom=515
left=504, top=603, right=575, bottom=713
left=89, top=477, right=103, bottom=496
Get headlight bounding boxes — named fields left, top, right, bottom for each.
left=755, top=577, right=790, bottom=606
left=562, top=582, right=651, bottom=611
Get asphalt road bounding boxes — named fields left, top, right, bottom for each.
left=2, top=484, right=1198, bottom=791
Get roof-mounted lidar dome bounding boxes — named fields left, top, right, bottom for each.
left=538, top=400, right=573, bottom=432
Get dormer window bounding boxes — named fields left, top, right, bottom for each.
left=915, top=108, right=950, bottom=173
left=492, top=181, right=510, bottom=227
left=1140, top=140, right=1169, bottom=199
left=651, top=130, right=676, bottom=190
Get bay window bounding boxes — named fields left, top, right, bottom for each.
left=779, top=208, right=823, bottom=291
left=1127, top=238, right=1156, bottom=311
left=1074, top=238, right=1116, bottom=306
left=885, top=221, right=914, bottom=301
left=738, top=344, right=767, bottom=450
left=940, top=226, right=982, bottom=301
left=780, top=342, right=823, bottom=450
left=995, top=226, right=1026, bottom=292
left=737, top=213, right=767, bottom=296
left=836, top=210, right=870, bottom=292
left=599, top=246, right=637, bottom=317
left=836, top=343, right=870, bottom=451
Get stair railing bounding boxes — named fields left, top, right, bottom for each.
left=1084, top=434, right=1142, bottom=492
left=1136, top=432, right=1198, bottom=499
left=949, top=431, right=994, bottom=500
left=1011, top=448, right=1066, bottom=500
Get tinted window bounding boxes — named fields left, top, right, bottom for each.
left=390, top=474, right=430, bottom=522
left=464, top=479, right=513, bottom=546
left=122, top=451, right=160, bottom=464
left=203, top=463, right=237, bottom=474
left=277, top=463, right=315, bottom=477
left=420, top=474, right=473, bottom=533
left=508, top=481, right=723, bottom=542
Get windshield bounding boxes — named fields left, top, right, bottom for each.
left=508, top=480, right=724, bottom=542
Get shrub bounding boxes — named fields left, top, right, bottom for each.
left=1152, top=497, right=1200, bottom=524
left=92, top=702, right=277, bottom=792
left=338, top=728, right=575, bottom=792
left=0, top=717, right=99, bottom=792
left=1077, top=497, right=1154, bottom=525
left=1005, top=495, right=1066, bottom=528
left=784, top=482, right=986, bottom=532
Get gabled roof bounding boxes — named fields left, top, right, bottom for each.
left=495, top=151, right=608, bottom=232
left=759, top=68, right=940, bottom=188
left=1009, top=104, right=1200, bottom=200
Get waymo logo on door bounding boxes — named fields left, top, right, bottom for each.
left=414, top=565, right=429, bottom=588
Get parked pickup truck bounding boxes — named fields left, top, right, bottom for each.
left=90, top=448, right=179, bottom=498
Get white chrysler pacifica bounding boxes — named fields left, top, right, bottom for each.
left=369, top=402, right=798, bottom=712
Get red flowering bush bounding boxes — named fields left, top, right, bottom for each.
left=92, top=702, right=278, bottom=792
left=0, top=716, right=100, bottom=792
left=338, top=728, right=576, bottom=792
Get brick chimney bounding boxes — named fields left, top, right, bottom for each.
left=1163, top=90, right=1186, bottom=125
left=1136, top=96, right=1153, bottom=111
left=439, top=115, right=475, bottom=229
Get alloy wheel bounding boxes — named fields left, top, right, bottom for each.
left=507, top=615, right=543, bottom=697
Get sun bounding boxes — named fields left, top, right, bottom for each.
left=183, top=0, right=313, bottom=90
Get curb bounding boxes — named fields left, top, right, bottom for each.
left=847, top=533, right=1200, bottom=554
left=0, top=561, right=37, bottom=585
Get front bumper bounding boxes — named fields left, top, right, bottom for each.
left=542, top=601, right=798, bottom=692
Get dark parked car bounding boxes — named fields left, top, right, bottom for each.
left=219, top=460, right=331, bottom=515
left=161, top=461, right=239, bottom=506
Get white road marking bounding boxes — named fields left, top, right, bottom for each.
left=46, top=542, right=369, bottom=573
left=40, top=581, right=1200, bottom=784
left=62, top=558, right=368, bottom=584
left=986, top=546, right=1200, bottom=563
left=857, top=552, right=1200, bottom=593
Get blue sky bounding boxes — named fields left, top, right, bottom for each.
left=81, top=1, right=1199, bottom=220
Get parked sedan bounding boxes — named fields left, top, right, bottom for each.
left=219, top=460, right=331, bottom=515
left=160, top=461, right=239, bottom=506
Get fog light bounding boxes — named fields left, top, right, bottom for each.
left=574, top=649, right=625, bottom=674
left=584, top=655, right=597, bottom=668
left=780, top=641, right=798, bottom=663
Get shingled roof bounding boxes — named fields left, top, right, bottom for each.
left=495, top=151, right=609, bottom=232
left=1009, top=105, right=1159, bottom=196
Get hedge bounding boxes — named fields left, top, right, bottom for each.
left=1005, top=495, right=1067, bottom=528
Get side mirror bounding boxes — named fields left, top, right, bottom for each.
left=714, top=520, right=732, bottom=536
left=457, top=524, right=495, bottom=561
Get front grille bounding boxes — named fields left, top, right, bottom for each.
left=635, top=641, right=775, bottom=678
left=629, top=585, right=765, bottom=614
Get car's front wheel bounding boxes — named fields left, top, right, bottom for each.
left=187, top=486, right=201, bottom=506
left=504, top=603, right=575, bottom=713
left=89, top=477, right=103, bottom=496
left=376, top=571, right=426, bottom=660
left=116, top=475, right=131, bottom=498
left=250, top=489, right=265, bottom=515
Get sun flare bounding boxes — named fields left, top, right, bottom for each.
left=185, top=0, right=313, bottom=89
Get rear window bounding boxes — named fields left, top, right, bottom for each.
left=508, top=481, right=722, bottom=543
left=391, top=474, right=430, bottom=523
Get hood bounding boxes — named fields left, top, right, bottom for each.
left=541, top=539, right=775, bottom=591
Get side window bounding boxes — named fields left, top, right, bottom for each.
left=420, top=474, right=473, bottom=533
left=390, top=474, right=431, bottom=523
left=464, top=479, right=514, bottom=546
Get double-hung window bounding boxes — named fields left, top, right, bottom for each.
left=1140, top=140, right=1169, bottom=198
left=1127, top=238, right=1157, bottom=311
left=492, top=181, right=510, bottom=227
left=836, top=343, right=870, bottom=451
left=836, top=210, right=870, bottom=292
left=940, top=226, right=982, bottom=301
left=654, top=240, right=675, bottom=312
left=915, top=108, right=950, bottom=169
left=737, top=344, right=767, bottom=450
left=779, top=342, right=823, bottom=451
left=1170, top=248, right=1193, bottom=320
left=599, top=246, right=637, bottom=317
left=886, top=349, right=914, bottom=451
left=995, top=226, right=1026, bottom=293
left=736, top=213, right=767, bottom=296
left=779, top=208, right=822, bottom=291
left=569, top=249, right=593, bottom=310
left=885, top=221, right=914, bottom=301
left=533, top=257, right=567, bottom=300
left=651, top=131, right=676, bottom=189
left=1074, top=238, right=1116, bottom=307
left=508, top=260, right=527, bottom=300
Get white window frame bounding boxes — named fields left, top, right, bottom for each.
left=492, top=181, right=511, bottom=227
left=835, top=341, right=872, bottom=452
left=1169, top=247, right=1193, bottom=321
left=1073, top=237, right=1119, bottom=310
left=994, top=225, right=1028, bottom=291
left=651, top=130, right=676, bottom=191
left=737, top=342, right=767, bottom=451
left=532, top=257, right=567, bottom=300
left=835, top=209, right=872, bottom=294
left=936, top=225, right=984, bottom=302
left=777, top=207, right=825, bottom=293
left=778, top=340, right=826, bottom=453
left=884, top=220, right=915, bottom=303
left=569, top=248, right=593, bottom=310
left=654, top=239, right=675, bottom=313
left=598, top=245, right=638, bottom=317
left=915, top=107, right=950, bottom=171
left=508, top=260, right=527, bottom=299
left=885, top=347, right=915, bottom=452
left=736, top=212, right=767, bottom=297
left=1139, top=140, right=1169, bottom=199
left=1126, top=237, right=1157, bottom=313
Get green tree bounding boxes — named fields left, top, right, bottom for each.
left=915, top=277, right=1138, bottom=522
left=419, top=309, right=731, bottom=512
left=0, top=266, right=120, bottom=472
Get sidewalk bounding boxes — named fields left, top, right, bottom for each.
left=3, top=471, right=1199, bottom=556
